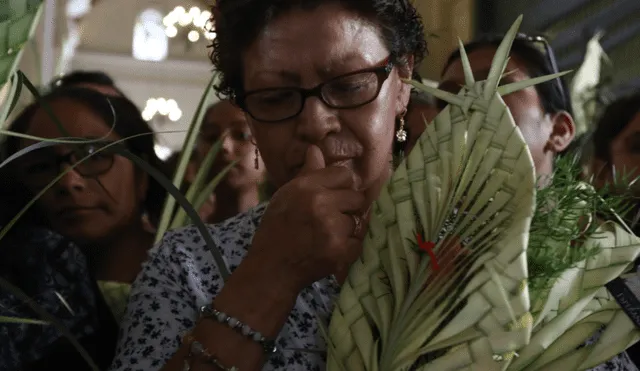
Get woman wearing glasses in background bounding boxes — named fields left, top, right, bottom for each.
left=0, top=87, right=169, bottom=370
left=437, top=35, right=637, bottom=371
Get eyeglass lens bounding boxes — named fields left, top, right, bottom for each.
left=20, top=144, right=115, bottom=188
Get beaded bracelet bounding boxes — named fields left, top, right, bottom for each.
left=183, top=334, right=239, bottom=371
left=199, top=305, right=278, bottom=355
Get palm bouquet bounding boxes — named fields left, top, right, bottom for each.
left=326, top=16, right=640, bottom=371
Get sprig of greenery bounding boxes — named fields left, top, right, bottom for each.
left=527, top=154, right=632, bottom=303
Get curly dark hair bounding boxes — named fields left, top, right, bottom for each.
left=209, top=0, right=428, bottom=100
left=48, top=70, right=125, bottom=96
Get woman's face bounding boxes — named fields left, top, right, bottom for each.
left=607, top=112, right=640, bottom=185
left=17, top=99, right=147, bottom=244
left=242, top=3, right=412, bottom=202
left=197, top=100, right=265, bottom=189
left=440, top=47, right=556, bottom=176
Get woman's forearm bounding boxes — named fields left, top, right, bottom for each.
left=161, top=252, right=300, bottom=371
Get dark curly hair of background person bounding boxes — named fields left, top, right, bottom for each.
left=208, top=0, right=428, bottom=100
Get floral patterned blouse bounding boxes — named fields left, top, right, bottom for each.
left=110, top=204, right=638, bottom=371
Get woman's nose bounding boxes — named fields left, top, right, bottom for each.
left=221, top=133, right=235, bottom=155
left=295, top=97, right=340, bottom=142
left=55, top=165, right=87, bottom=193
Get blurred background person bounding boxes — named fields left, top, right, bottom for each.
left=0, top=86, right=171, bottom=370
left=589, top=92, right=640, bottom=252
left=167, top=100, right=266, bottom=224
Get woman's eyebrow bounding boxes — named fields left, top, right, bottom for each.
left=251, top=69, right=301, bottom=85
left=319, top=53, right=365, bottom=74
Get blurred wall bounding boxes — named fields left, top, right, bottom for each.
left=415, top=0, right=475, bottom=81
left=479, top=0, right=640, bottom=95
left=71, top=50, right=215, bottom=151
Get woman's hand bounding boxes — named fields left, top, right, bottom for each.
left=250, top=145, right=369, bottom=292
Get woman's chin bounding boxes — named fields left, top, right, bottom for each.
left=53, top=222, right=109, bottom=245
left=224, top=171, right=254, bottom=190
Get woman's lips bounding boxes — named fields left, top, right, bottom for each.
left=57, top=207, right=101, bottom=218
left=330, top=159, right=350, bottom=168
left=291, top=158, right=351, bottom=177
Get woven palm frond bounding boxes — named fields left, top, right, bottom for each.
left=509, top=220, right=640, bottom=371
left=327, top=15, right=546, bottom=371
left=326, top=14, right=640, bottom=371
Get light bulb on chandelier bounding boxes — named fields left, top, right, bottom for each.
left=188, top=30, right=200, bottom=42
left=165, top=25, right=178, bottom=38
left=163, top=5, right=213, bottom=44
left=143, top=97, right=182, bottom=123
left=189, top=6, right=201, bottom=18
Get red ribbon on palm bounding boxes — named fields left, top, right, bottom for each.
left=416, top=233, right=468, bottom=280
left=416, top=233, right=439, bottom=270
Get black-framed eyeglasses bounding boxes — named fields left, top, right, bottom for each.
left=236, top=58, right=394, bottom=123
left=476, top=32, right=568, bottom=108
left=18, top=141, right=118, bottom=188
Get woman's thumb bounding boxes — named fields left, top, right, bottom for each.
left=300, top=145, right=326, bottom=175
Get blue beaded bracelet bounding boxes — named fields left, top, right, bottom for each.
left=199, top=305, right=278, bottom=355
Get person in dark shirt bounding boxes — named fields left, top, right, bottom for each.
left=0, top=227, right=118, bottom=370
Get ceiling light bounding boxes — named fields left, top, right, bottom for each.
left=188, top=30, right=200, bottom=42
left=165, top=25, right=178, bottom=38
left=189, top=7, right=201, bottom=18
left=178, top=13, right=192, bottom=26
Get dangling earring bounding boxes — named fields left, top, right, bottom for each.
left=254, top=146, right=260, bottom=170
left=393, top=110, right=409, bottom=168
left=395, top=114, right=408, bottom=144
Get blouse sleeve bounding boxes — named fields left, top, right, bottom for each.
left=109, top=229, right=223, bottom=371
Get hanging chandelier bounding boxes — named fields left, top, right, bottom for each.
left=142, top=97, right=183, bottom=123
left=163, top=6, right=215, bottom=44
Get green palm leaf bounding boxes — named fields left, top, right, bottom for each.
left=155, top=72, right=220, bottom=241
left=0, top=0, right=43, bottom=87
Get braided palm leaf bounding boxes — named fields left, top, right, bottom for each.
left=510, top=219, right=640, bottom=371
left=328, top=15, right=538, bottom=371
left=326, top=15, right=640, bottom=371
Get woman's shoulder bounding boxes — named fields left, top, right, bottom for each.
left=142, top=203, right=268, bottom=289
left=110, top=204, right=270, bottom=371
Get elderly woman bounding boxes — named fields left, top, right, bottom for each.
left=110, top=0, right=426, bottom=370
